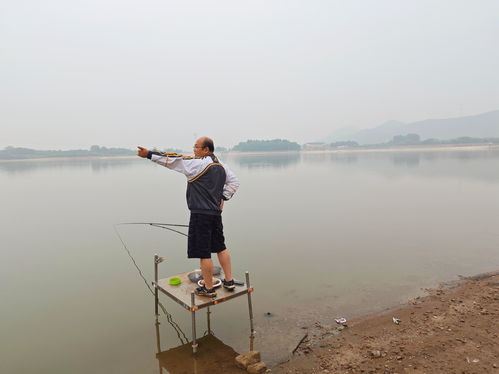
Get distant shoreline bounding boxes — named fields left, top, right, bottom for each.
left=303, top=143, right=499, bottom=154
left=1, top=143, right=497, bottom=162
left=226, top=143, right=499, bottom=156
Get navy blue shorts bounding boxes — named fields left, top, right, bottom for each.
left=188, top=213, right=226, bottom=259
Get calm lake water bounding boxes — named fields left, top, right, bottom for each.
left=2, top=148, right=499, bottom=373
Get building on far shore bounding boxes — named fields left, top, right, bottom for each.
left=302, top=142, right=328, bottom=151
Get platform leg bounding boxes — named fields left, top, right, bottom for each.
left=207, top=306, right=212, bottom=335
left=154, top=254, right=160, bottom=321
left=191, top=292, right=198, bottom=354
left=193, top=357, right=198, bottom=374
left=155, top=320, right=161, bottom=353
left=154, top=288, right=159, bottom=318
left=245, top=271, right=255, bottom=350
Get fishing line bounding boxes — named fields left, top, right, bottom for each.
left=113, top=224, right=188, bottom=344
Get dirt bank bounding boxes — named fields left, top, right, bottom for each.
left=272, top=271, right=499, bottom=374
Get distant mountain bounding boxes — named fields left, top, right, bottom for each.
left=323, top=110, right=499, bottom=145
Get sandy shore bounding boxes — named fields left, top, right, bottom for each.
left=271, top=271, right=499, bottom=374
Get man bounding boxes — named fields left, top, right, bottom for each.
left=137, top=137, right=240, bottom=298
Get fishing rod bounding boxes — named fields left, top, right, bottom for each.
left=119, top=222, right=189, bottom=227
left=117, top=222, right=188, bottom=237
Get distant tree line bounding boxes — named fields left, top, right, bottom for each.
left=420, top=136, right=499, bottom=145
left=0, top=145, right=135, bottom=160
left=386, top=134, right=499, bottom=146
left=327, top=134, right=499, bottom=149
left=232, top=139, right=301, bottom=152
left=388, top=134, right=421, bottom=145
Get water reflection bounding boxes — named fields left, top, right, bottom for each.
left=89, top=158, right=138, bottom=172
left=227, top=153, right=300, bottom=169
left=155, top=322, right=243, bottom=374
left=0, top=157, right=138, bottom=175
left=301, top=152, right=329, bottom=164
left=317, top=149, right=499, bottom=182
left=328, top=153, right=359, bottom=164
left=2, top=150, right=499, bottom=183
left=227, top=148, right=499, bottom=180
left=392, top=153, right=420, bottom=167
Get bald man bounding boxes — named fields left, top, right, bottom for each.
left=137, top=137, right=240, bottom=297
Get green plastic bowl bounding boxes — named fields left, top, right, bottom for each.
left=169, top=277, right=181, bottom=286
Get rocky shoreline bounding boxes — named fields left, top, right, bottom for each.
left=271, top=271, right=499, bottom=374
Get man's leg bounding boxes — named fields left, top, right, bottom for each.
left=200, top=258, right=214, bottom=289
left=217, top=249, right=232, bottom=281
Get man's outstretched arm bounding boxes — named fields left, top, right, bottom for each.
left=137, top=146, right=165, bottom=160
left=137, top=146, right=206, bottom=180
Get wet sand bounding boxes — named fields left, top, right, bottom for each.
left=272, top=271, right=499, bottom=374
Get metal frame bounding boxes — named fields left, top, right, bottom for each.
left=153, top=254, right=255, bottom=354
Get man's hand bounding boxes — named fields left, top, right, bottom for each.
left=137, top=146, right=149, bottom=158
left=220, top=200, right=224, bottom=211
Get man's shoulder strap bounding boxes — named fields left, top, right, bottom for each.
left=208, top=154, right=220, bottom=163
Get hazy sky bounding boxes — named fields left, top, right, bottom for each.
left=2, top=0, right=498, bottom=150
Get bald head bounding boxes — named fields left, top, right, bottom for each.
left=199, top=137, right=214, bottom=152
left=193, top=137, right=215, bottom=157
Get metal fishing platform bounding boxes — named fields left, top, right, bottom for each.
left=152, top=255, right=255, bottom=354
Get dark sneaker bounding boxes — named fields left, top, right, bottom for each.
left=223, top=279, right=235, bottom=290
left=194, top=286, right=217, bottom=298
